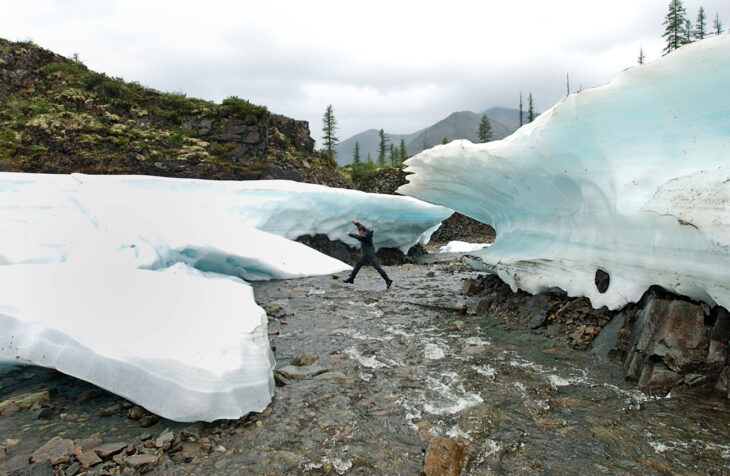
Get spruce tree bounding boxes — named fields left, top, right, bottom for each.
left=685, top=19, right=693, bottom=43
left=527, top=93, right=535, bottom=123
left=638, top=47, right=645, bottom=64
left=694, top=7, right=707, bottom=39
left=399, top=139, right=407, bottom=162
left=353, top=141, right=361, bottom=164
left=377, top=129, right=388, bottom=166
left=478, top=115, right=493, bottom=143
left=366, top=152, right=373, bottom=164
left=321, top=104, right=339, bottom=161
left=389, top=143, right=397, bottom=165
left=441, top=137, right=448, bottom=145
left=662, top=0, right=690, bottom=55
left=518, top=92, right=524, bottom=126
left=713, top=13, right=723, bottom=35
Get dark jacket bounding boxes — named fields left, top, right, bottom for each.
left=350, top=222, right=376, bottom=259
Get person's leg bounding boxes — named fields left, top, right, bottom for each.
left=344, top=257, right=366, bottom=283
left=369, top=257, right=392, bottom=288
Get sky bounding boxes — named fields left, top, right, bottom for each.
left=2, top=0, right=728, bottom=145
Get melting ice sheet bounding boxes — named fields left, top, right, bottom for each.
left=399, top=35, right=730, bottom=310
left=0, top=173, right=450, bottom=421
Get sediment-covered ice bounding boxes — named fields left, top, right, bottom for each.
left=0, top=173, right=450, bottom=421
left=399, top=35, right=730, bottom=310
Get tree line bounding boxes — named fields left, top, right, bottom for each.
left=660, top=1, right=723, bottom=58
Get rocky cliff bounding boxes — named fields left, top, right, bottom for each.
left=0, top=38, right=349, bottom=187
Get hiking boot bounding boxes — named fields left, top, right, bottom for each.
left=343, top=278, right=354, bottom=284
left=386, top=278, right=393, bottom=289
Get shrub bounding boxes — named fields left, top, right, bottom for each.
left=220, top=96, right=267, bottom=117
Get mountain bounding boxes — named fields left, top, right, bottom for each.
left=0, top=38, right=349, bottom=187
left=335, top=129, right=421, bottom=167
left=335, top=107, right=527, bottom=166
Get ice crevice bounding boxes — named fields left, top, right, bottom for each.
left=399, top=35, right=730, bottom=310
left=0, top=174, right=451, bottom=421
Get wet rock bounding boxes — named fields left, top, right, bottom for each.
left=638, top=362, right=683, bottom=395
left=314, top=371, right=355, bottom=383
left=6, top=460, right=53, bottom=476
left=127, top=406, right=146, bottom=420
left=711, top=307, right=730, bottom=342
left=591, top=313, right=625, bottom=360
left=0, top=445, right=6, bottom=460
left=155, top=429, right=174, bottom=451
left=707, top=340, right=729, bottom=364
left=98, top=403, right=122, bottom=417
left=65, top=461, right=81, bottom=476
left=139, top=415, right=160, bottom=427
left=461, top=344, right=489, bottom=356
left=423, top=437, right=464, bottom=476
left=30, top=436, right=76, bottom=465
left=75, top=449, right=102, bottom=468
left=0, top=389, right=51, bottom=413
left=291, top=352, right=318, bottom=366
left=123, top=454, right=158, bottom=473
left=181, top=442, right=200, bottom=462
left=594, top=269, right=610, bottom=293
left=33, top=406, right=53, bottom=420
left=276, top=365, right=329, bottom=379
left=462, top=279, right=483, bottom=296
left=529, top=311, right=547, bottom=329
left=1, top=402, right=20, bottom=416
left=648, top=301, right=708, bottom=372
left=94, top=442, right=126, bottom=459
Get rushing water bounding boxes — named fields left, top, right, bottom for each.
left=1, top=256, right=729, bottom=475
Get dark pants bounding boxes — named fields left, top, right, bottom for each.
left=348, top=255, right=389, bottom=283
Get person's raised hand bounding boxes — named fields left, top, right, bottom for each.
left=351, top=219, right=356, bottom=224
left=346, top=232, right=350, bottom=235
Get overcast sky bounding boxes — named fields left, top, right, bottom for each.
left=2, top=0, right=728, bottom=144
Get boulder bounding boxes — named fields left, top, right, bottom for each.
left=423, top=437, right=464, bottom=476
left=0, top=389, right=51, bottom=413
left=94, top=442, right=126, bottom=459
left=30, top=437, right=76, bottom=465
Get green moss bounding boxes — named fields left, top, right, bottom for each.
left=220, top=96, right=267, bottom=118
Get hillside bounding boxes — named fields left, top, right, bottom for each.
left=0, top=38, right=349, bottom=187
left=335, top=107, right=526, bottom=166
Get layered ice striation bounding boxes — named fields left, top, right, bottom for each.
left=0, top=173, right=450, bottom=421
left=399, top=35, right=730, bottom=310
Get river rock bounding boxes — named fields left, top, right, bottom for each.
left=94, top=442, right=126, bottom=459
left=291, top=352, right=318, bottom=366
left=124, top=454, right=158, bottom=473
left=30, top=436, right=76, bottom=465
left=638, top=361, right=683, bottom=394
left=276, top=365, right=328, bottom=379
left=648, top=300, right=708, bottom=372
left=75, top=449, right=102, bottom=468
left=423, top=437, right=464, bottom=476
left=711, top=306, right=730, bottom=342
left=155, top=429, right=174, bottom=450
left=0, top=389, right=51, bottom=413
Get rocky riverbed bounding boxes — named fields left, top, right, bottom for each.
left=1, top=250, right=729, bottom=475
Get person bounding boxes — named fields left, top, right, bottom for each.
left=344, top=219, right=392, bottom=289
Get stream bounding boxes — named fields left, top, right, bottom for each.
left=1, top=254, right=729, bottom=475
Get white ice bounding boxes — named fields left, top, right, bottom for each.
left=0, top=173, right=450, bottom=421
left=399, top=35, right=730, bottom=310
left=439, top=241, right=491, bottom=253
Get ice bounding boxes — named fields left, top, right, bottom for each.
left=399, top=35, right=730, bottom=310
left=0, top=173, right=449, bottom=421
left=0, top=262, right=274, bottom=422
left=439, top=241, right=491, bottom=253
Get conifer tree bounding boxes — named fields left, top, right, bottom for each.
left=366, top=152, right=373, bottom=164
left=713, top=13, right=723, bottom=35
left=389, top=143, right=397, bottom=165
left=518, top=92, right=524, bottom=126
left=321, top=104, right=338, bottom=161
left=399, top=139, right=407, bottom=162
left=638, top=47, right=645, bottom=64
left=662, top=0, right=690, bottom=55
left=353, top=141, right=361, bottom=164
left=478, top=115, right=493, bottom=143
left=441, top=137, right=448, bottom=145
left=694, top=6, right=707, bottom=39
left=527, top=93, right=535, bottom=123
left=377, top=129, right=388, bottom=166
left=685, top=19, right=693, bottom=43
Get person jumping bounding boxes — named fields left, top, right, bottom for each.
left=344, top=219, right=392, bottom=289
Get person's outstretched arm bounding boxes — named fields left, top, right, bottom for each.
left=347, top=231, right=366, bottom=242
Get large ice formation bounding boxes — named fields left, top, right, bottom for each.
left=399, top=35, right=730, bottom=310
left=0, top=173, right=450, bottom=421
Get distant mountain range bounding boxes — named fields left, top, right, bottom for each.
left=335, top=107, right=527, bottom=166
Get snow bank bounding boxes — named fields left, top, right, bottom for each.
left=439, top=241, right=491, bottom=253
left=399, top=35, right=730, bottom=310
left=0, top=173, right=450, bottom=421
